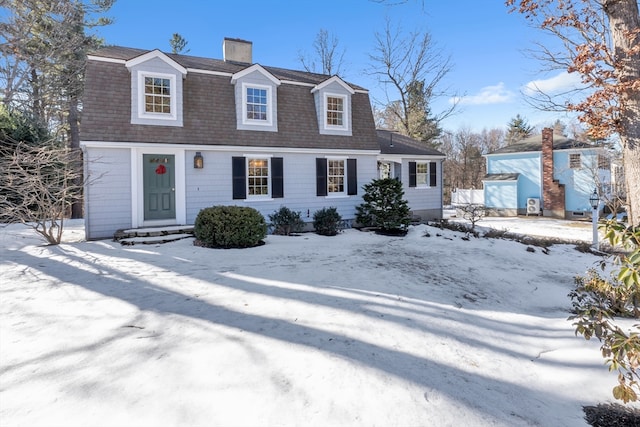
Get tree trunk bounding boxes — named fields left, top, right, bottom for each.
left=68, top=96, right=83, bottom=219
left=604, top=0, right=640, bottom=226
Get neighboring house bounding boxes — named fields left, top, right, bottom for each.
left=80, top=39, right=445, bottom=239
left=482, top=128, right=611, bottom=219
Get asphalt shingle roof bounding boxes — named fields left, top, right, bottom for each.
left=376, top=129, right=445, bottom=156
left=488, top=133, right=596, bottom=155
left=90, top=45, right=367, bottom=90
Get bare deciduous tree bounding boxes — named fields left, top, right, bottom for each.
left=0, top=138, right=85, bottom=245
left=368, top=17, right=457, bottom=143
left=297, top=29, right=346, bottom=77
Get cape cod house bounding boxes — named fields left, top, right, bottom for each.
left=482, top=128, right=611, bottom=219
left=80, top=39, right=445, bottom=240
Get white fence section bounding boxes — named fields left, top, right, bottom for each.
left=451, top=189, right=484, bottom=206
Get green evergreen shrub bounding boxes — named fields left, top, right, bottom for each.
left=313, top=207, right=342, bottom=236
left=268, top=206, right=305, bottom=235
left=194, top=205, right=267, bottom=248
left=569, top=220, right=640, bottom=403
left=355, top=178, right=410, bottom=233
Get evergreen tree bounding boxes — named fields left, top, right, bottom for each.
left=506, top=114, right=534, bottom=144
left=169, top=33, right=190, bottom=54
left=356, top=178, right=411, bottom=233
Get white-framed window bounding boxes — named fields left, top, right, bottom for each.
left=324, top=93, right=347, bottom=130
left=569, top=153, right=581, bottom=169
left=247, top=157, right=270, bottom=197
left=328, top=159, right=345, bottom=194
left=138, top=72, right=177, bottom=121
left=416, top=162, right=429, bottom=186
left=242, top=83, right=272, bottom=126
left=379, top=162, right=391, bottom=179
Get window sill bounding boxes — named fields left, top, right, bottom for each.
left=325, top=194, right=349, bottom=199
left=246, top=197, right=274, bottom=202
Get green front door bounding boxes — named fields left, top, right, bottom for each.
left=143, top=154, right=176, bottom=221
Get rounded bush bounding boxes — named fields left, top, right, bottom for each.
left=194, top=205, right=267, bottom=248
left=268, top=206, right=305, bottom=235
left=313, top=207, right=342, bottom=236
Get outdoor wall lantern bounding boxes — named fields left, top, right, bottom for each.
left=589, top=188, right=599, bottom=249
left=194, top=152, right=204, bottom=169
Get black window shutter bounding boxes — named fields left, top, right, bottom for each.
left=347, top=158, right=357, bottom=195
left=429, top=161, right=437, bottom=187
left=232, top=157, right=246, bottom=199
left=272, top=157, right=284, bottom=198
left=409, top=161, right=417, bottom=187
left=316, top=158, right=327, bottom=196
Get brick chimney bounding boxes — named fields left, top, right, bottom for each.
left=541, top=127, right=566, bottom=218
left=223, top=38, right=252, bottom=64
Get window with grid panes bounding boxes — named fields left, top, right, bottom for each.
left=328, top=159, right=345, bottom=193
left=248, top=158, right=269, bottom=196
left=326, top=96, right=344, bottom=126
left=246, top=87, right=267, bottom=121
left=144, top=77, right=171, bottom=114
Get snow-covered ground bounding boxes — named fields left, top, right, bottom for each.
left=0, top=218, right=632, bottom=426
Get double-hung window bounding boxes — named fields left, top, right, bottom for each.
left=326, top=96, right=344, bottom=127
left=409, top=161, right=437, bottom=188
left=416, top=163, right=429, bottom=186
left=247, top=158, right=270, bottom=197
left=246, top=87, right=268, bottom=121
left=232, top=156, right=283, bottom=200
left=328, top=159, right=345, bottom=194
left=242, top=83, right=272, bottom=126
left=316, top=158, right=357, bottom=196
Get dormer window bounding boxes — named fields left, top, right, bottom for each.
left=144, top=75, right=172, bottom=115
left=245, top=86, right=269, bottom=122
left=311, top=76, right=354, bottom=136
left=125, top=50, right=185, bottom=127
left=326, top=95, right=345, bottom=127
left=231, top=65, right=280, bottom=132
left=136, top=72, right=178, bottom=122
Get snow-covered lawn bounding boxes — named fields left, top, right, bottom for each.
left=0, top=219, right=632, bottom=426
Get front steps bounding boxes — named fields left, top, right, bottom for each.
left=114, top=225, right=194, bottom=245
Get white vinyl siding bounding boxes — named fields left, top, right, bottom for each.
left=83, top=147, right=132, bottom=239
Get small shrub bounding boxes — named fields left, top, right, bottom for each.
left=268, top=206, right=305, bottom=236
left=313, top=207, right=342, bottom=236
left=194, top=205, right=267, bottom=248
left=457, top=204, right=486, bottom=230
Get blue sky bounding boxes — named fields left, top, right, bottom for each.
left=94, top=0, right=581, bottom=134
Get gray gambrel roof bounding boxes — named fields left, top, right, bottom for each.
left=376, top=129, right=445, bottom=157
left=89, top=45, right=367, bottom=91
left=81, top=46, right=379, bottom=150
left=488, top=133, right=596, bottom=155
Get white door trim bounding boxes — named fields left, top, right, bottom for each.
left=131, top=147, right=186, bottom=228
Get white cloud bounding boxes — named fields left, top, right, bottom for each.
left=449, top=82, right=515, bottom=106
left=522, top=71, right=583, bottom=95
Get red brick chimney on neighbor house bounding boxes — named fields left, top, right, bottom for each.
left=541, top=127, right=566, bottom=218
